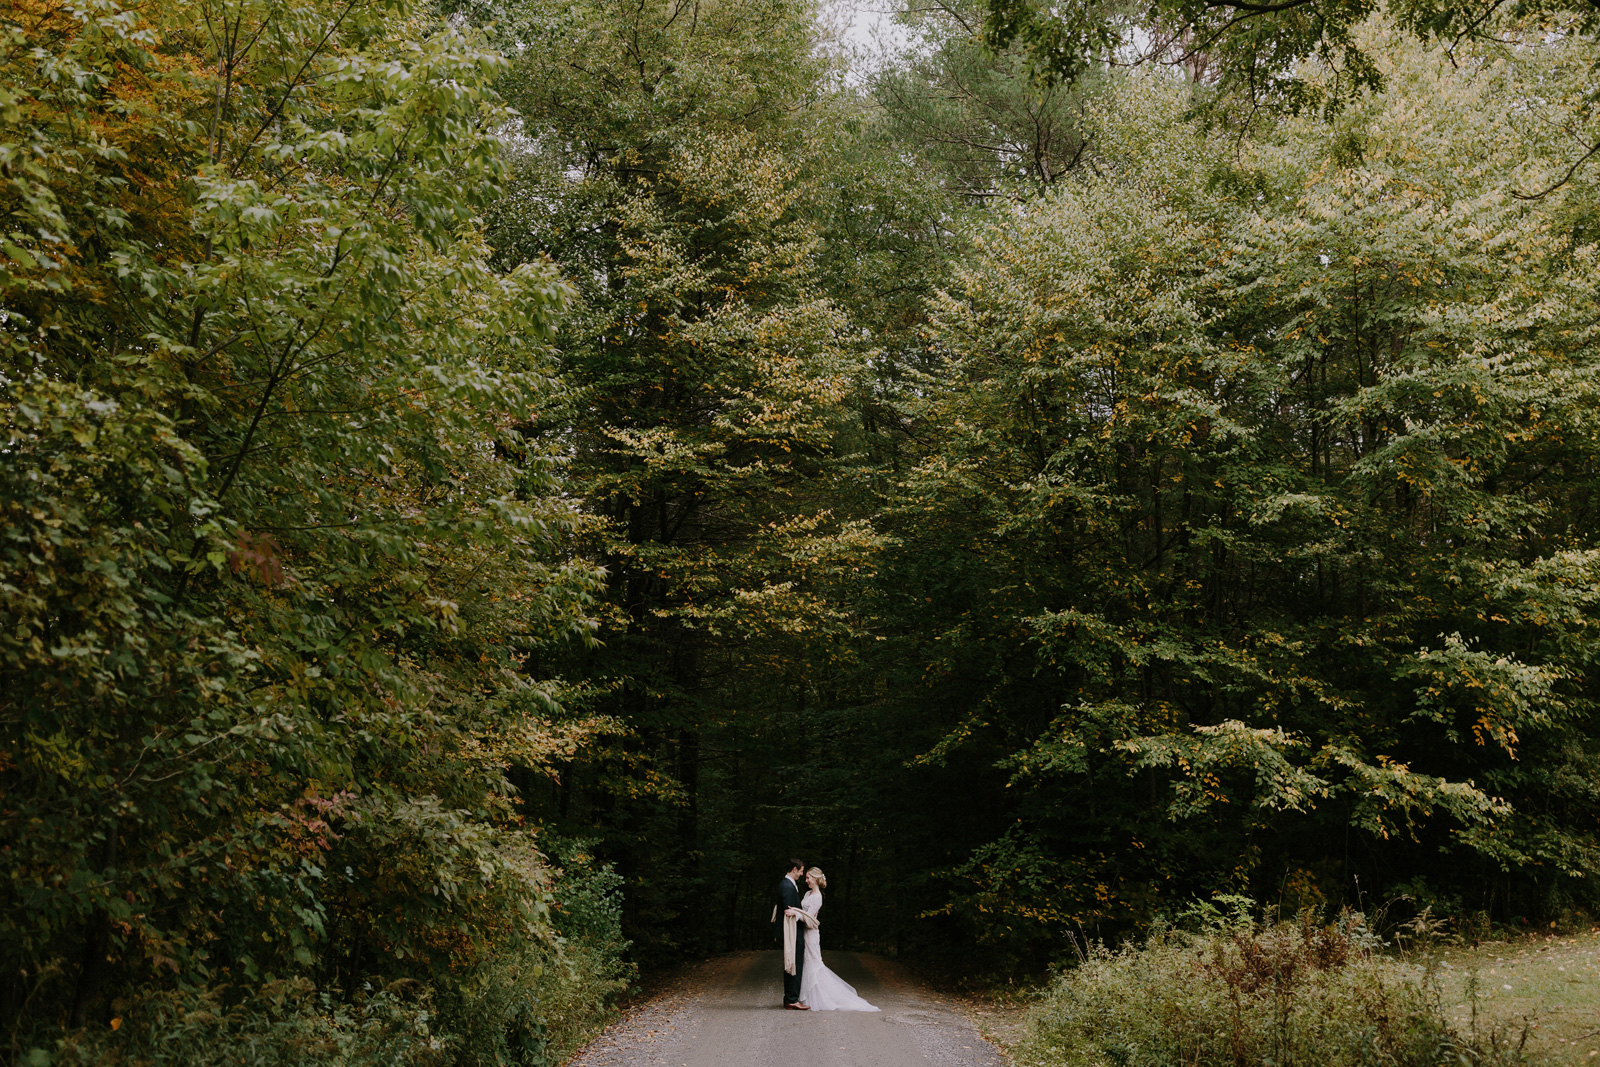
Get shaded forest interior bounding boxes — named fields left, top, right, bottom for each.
left=476, top=0, right=1600, bottom=974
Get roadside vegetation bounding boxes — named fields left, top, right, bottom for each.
left=1, top=0, right=627, bottom=1061
left=1001, top=906, right=1600, bottom=1067
left=1016, top=915, right=1519, bottom=1067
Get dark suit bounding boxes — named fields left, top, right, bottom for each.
left=774, top=874, right=805, bottom=1003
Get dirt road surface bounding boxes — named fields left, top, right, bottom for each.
left=567, top=951, right=1010, bottom=1067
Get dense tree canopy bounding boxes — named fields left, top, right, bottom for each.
left=896, top=29, right=1600, bottom=958
left=2, top=0, right=623, bottom=1060
left=489, top=0, right=1600, bottom=972
left=5, top=0, right=1600, bottom=1057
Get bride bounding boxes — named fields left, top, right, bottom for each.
left=796, top=867, right=879, bottom=1012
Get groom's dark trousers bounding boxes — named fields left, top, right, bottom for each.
left=774, top=875, right=804, bottom=1004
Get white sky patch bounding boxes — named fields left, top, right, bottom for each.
left=845, top=1, right=910, bottom=50
left=823, top=0, right=914, bottom=81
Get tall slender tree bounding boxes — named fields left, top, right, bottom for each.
left=475, top=0, right=883, bottom=958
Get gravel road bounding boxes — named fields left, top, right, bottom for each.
left=567, top=950, right=1010, bottom=1067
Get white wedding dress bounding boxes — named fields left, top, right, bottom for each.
left=798, top=889, right=879, bottom=1011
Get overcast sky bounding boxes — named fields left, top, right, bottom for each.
left=843, top=1, right=899, bottom=46
left=831, top=0, right=914, bottom=79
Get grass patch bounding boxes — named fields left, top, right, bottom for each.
left=1430, top=929, right=1600, bottom=1065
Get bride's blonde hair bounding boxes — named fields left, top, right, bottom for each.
left=806, top=867, right=827, bottom=890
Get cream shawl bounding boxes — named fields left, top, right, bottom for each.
left=782, top=908, right=819, bottom=975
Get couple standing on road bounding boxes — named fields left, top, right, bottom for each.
left=772, top=858, right=879, bottom=1012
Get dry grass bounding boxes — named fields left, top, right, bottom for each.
left=951, top=924, right=1600, bottom=1065
left=953, top=987, right=1038, bottom=1056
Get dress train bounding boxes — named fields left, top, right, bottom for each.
left=797, top=889, right=879, bottom=1012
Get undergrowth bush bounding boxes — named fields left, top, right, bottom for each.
left=524, top=840, right=635, bottom=1063
left=1015, top=913, right=1528, bottom=1067
left=39, top=981, right=446, bottom=1067
left=21, top=850, right=631, bottom=1067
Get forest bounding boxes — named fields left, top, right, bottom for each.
left=3, top=0, right=1599, bottom=1059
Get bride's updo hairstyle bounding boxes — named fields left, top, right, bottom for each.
left=807, top=867, right=827, bottom=890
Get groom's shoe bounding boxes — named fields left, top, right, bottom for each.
left=784, top=1002, right=811, bottom=1010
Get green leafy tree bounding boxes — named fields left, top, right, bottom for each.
left=980, top=0, right=1599, bottom=124
left=878, top=21, right=1600, bottom=965
left=465, top=0, right=885, bottom=959
left=1, top=0, right=609, bottom=1055
left=873, top=0, right=1094, bottom=199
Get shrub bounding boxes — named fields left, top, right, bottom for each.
left=39, top=981, right=445, bottom=1067
left=530, top=840, right=635, bottom=1062
left=21, top=848, right=633, bottom=1067
left=1015, top=914, right=1527, bottom=1067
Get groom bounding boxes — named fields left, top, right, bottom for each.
left=774, top=857, right=808, bottom=1009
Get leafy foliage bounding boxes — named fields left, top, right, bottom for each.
left=8, top=0, right=1600, bottom=1046
left=877, top=21, right=1600, bottom=965
left=0, top=0, right=619, bottom=1056
left=873, top=0, right=1093, bottom=198
left=981, top=0, right=1600, bottom=121
left=435, top=0, right=1600, bottom=977
left=463, top=0, right=890, bottom=962
left=1016, top=911, right=1529, bottom=1067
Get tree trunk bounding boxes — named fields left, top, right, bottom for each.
left=69, top=828, right=117, bottom=1027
